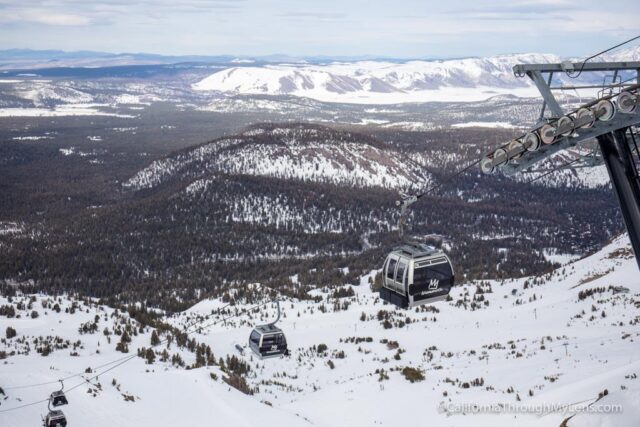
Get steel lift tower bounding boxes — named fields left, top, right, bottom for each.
left=481, top=60, right=640, bottom=270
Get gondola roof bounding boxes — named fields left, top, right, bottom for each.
left=253, top=324, right=282, bottom=334
left=392, top=243, right=440, bottom=259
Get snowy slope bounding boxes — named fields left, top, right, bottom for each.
left=1, top=235, right=639, bottom=426
left=174, top=235, right=640, bottom=427
left=0, top=296, right=308, bottom=427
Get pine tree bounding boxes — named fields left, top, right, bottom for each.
left=151, top=330, right=160, bottom=346
left=6, top=327, right=17, bottom=339
left=145, top=348, right=155, bottom=364
left=121, top=330, right=131, bottom=344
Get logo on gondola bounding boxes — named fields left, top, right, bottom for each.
left=428, top=279, right=439, bottom=290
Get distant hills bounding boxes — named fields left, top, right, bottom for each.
left=1, top=46, right=639, bottom=104
left=190, top=47, right=640, bottom=104
left=0, top=49, right=430, bottom=70
left=0, top=48, right=239, bottom=70
left=192, top=53, right=556, bottom=103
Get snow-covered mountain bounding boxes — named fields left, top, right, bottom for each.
left=1, top=234, right=638, bottom=426
left=192, top=53, right=556, bottom=104
left=123, top=123, right=432, bottom=191
left=192, top=47, right=640, bottom=104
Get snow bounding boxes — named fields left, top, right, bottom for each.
left=542, top=249, right=582, bottom=265
left=58, top=147, right=100, bottom=158
left=0, top=222, right=24, bottom=236
left=451, top=121, right=518, bottom=129
left=123, top=127, right=432, bottom=192
left=10, top=80, right=94, bottom=106
left=113, top=94, right=151, bottom=105
left=380, top=121, right=438, bottom=131
left=185, top=47, right=640, bottom=105
left=515, top=151, right=612, bottom=189
left=197, top=97, right=297, bottom=113
left=11, top=136, right=53, bottom=141
left=0, top=104, right=135, bottom=118
left=1, top=235, right=639, bottom=426
left=192, top=54, right=557, bottom=104
left=0, top=298, right=307, bottom=427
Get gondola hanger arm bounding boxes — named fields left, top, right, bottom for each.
left=396, top=191, right=418, bottom=213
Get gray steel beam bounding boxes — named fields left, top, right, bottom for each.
left=597, top=129, right=640, bottom=270
left=514, top=62, right=640, bottom=74
left=528, top=70, right=564, bottom=117
left=549, top=83, right=638, bottom=90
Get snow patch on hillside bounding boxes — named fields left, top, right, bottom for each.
left=451, top=121, right=518, bottom=129
left=123, top=126, right=431, bottom=191
left=515, top=151, right=611, bottom=189
left=0, top=104, right=135, bottom=118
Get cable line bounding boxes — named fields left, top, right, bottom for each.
left=566, top=34, right=640, bottom=79
left=524, top=157, right=583, bottom=185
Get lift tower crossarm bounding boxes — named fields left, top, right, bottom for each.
left=513, top=61, right=640, bottom=121
left=483, top=60, right=640, bottom=271
left=513, top=62, right=640, bottom=75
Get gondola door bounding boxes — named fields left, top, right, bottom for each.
left=384, top=254, right=407, bottom=295
left=384, top=255, right=398, bottom=291
left=393, top=259, right=408, bottom=294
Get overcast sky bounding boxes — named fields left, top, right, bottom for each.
left=0, top=0, right=638, bottom=58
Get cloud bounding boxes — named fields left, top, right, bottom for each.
left=27, top=12, right=90, bottom=26
left=279, top=12, right=348, bottom=21
left=0, top=9, right=91, bottom=26
left=435, top=0, right=574, bottom=22
left=471, top=0, right=574, bottom=14
left=0, top=0, right=246, bottom=27
left=0, top=0, right=638, bottom=57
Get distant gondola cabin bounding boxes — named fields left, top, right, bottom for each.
left=380, top=243, right=454, bottom=308
left=45, top=410, right=67, bottom=427
left=248, top=324, right=288, bottom=359
left=49, top=390, right=68, bottom=407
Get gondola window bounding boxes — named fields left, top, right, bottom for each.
left=386, top=258, right=397, bottom=280
left=413, top=261, right=453, bottom=285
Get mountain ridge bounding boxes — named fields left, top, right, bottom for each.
left=191, top=47, right=640, bottom=104
left=123, top=123, right=432, bottom=192
left=191, top=53, right=556, bottom=104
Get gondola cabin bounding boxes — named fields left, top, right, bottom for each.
left=380, top=243, right=454, bottom=308
left=49, top=390, right=68, bottom=407
left=249, top=324, right=288, bottom=359
left=44, top=410, right=67, bottom=427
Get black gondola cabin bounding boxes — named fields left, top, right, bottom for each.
left=380, top=243, right=454, bottom=308
left=49, top=390, right=68, bottom=407
left=44, top=410, right=67, bottom=427
left=249, top=324, right=288, bottom=359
